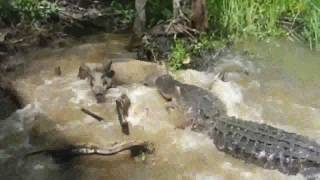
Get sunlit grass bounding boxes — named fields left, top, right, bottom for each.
left=207, top=0, right=320, bottom=50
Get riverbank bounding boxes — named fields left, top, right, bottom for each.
left=0, top=0, right=134, bottom=59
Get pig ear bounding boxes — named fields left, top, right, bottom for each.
left=106, top=70, right=115, bottom=78
left=102, top=60, right=114, bottom=78
left=78, top=63, right=91, bottom=79
left=102, top=60, right=112, bottom=72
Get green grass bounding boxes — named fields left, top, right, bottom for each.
left=168, top=35, right=227, bottom=70
left=207, top=0, right=320, bottom=50
left=168, top=39, right=189, bottom=71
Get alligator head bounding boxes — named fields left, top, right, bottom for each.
left=155, top=74, right=182, bottom=101
left=155, top=74, right=227, bottom=131
left=78, top=61, right=115, bottom=103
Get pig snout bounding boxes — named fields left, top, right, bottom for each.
left=92, top=85, right=106, bottom=103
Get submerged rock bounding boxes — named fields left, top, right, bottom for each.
left=0, top=89, right=19, bottom=120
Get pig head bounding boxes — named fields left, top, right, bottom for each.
left=78, top=61, right=115, bottom=103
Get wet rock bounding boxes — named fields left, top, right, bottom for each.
left=0, top=89, right=19, bottom=120
left=0, top=76, right=25, bottom=120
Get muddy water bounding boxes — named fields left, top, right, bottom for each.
left=1, top=34, right=320, bottom=180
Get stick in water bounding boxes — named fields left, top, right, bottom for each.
left=81, top=107, right=104, bottom=121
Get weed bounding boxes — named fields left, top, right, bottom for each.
left=168, top=39, right=189, bottom=71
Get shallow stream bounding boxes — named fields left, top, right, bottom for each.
left=1, top=34, right=320, bottom=180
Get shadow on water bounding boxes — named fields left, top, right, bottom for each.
left=0, top=110, right=141, bottom=180
left=0, top=111, right=76, bottom=180
left=0, top=74, right=27, bottom=120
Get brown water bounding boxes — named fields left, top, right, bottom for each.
left=1, top=34, right=320, bottom=180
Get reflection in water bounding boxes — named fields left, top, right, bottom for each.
left=2, top=34, right=320, bottom=180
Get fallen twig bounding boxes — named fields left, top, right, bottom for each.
left=81, top=107, right=104, bottom=121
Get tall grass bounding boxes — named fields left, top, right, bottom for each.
left=303, top=0, right=320, bottom=49
left=207, top=0, right=320, bottom=50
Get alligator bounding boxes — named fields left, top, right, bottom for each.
left=155, top=74, right=320, bottom=179
left=78, top=60, right=115, bottom=103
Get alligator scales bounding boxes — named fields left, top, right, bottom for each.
left=209, top=116, right=320, bottom=176
left=155, top=74, right=320, bottom=178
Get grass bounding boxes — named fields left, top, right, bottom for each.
left=162, top=0, right=320, bottom=70
left=168, top=35, right=226, bottom=70
left=207, top=0, right=320, bottom=50
left=168, top=39, right=189, bottom=71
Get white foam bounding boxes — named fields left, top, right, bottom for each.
left=210, top=76, right=264, bottom=122
left=44, top=79, right=53, bottom=85
left=211, top=79, right=243, bottom=115
left=68, top=79, right=96, bottom=105
left=127, top=85, right=153, bottom=103
left=175, top=69, right=263, bottom=122
left=222, top=162, right=234, bottom=170
left=125, top=85, right=174, bottom=132
left=178, top=131, right=212, bottom=151
left=258, top=151, right=266, bottom=158
left=83, top=115, right=98, bottom=124
left=175, top=70, right=217, bottom=89
left=195, top=173, right=222, bottom=180
left=240, top=171, right=253, bottom=178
